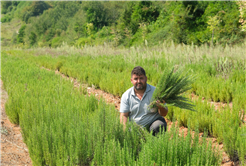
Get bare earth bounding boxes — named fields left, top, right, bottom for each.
left=1, top=68, right=243, bottom=165
left=1, top=80, right=32, bottom=166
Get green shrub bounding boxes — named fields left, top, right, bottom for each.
left=51, top=37, right=64, bottom=48
left=76, top=37, right=93, bottom=47
left=17, top=24, right=26, bottom=44
left=236, top=126, right=246, bottom=165
left=29, top=32, right=37, bottom=46
left=1, top=13, right=12, bottom=22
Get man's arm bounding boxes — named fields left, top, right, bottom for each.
left=120, top=112, right=129, bottom=129
left=120, top=91, right=130, bottom=128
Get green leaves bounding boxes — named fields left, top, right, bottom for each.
left=150, top=67, right=196, bottom=111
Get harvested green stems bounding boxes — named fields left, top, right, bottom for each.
left=149, top=68, right=195, bottom=111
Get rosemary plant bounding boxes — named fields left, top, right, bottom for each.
left=149, top=67, right=196, bottom=111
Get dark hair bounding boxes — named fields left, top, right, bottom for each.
left=131, top=66, right=146, bottom=77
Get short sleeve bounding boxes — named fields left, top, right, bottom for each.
left=120, top=93, right=130, bottom=113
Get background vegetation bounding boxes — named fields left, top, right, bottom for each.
left=1, top=1, right=246, bottom=48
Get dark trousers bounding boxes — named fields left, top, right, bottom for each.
left=148, top=117, right=167, bottom=136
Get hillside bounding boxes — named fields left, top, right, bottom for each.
left=1, top=1, right=246, bottom=48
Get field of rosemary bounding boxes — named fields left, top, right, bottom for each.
left=1, top=42, right=246, bottom=165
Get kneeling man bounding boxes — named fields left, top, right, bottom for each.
left=120, top=66, right=168, bottom=136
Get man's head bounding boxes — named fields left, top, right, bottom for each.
left=131, top=66, right=146, bottom=77
left=131, top=66, right=147, bottom=91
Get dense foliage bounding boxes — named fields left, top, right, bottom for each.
left=21, top=1, right=51, bottom=23
left=2, top=1, right=246, bottom=47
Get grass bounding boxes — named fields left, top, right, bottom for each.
left=3, top=39, right=246, bottom=60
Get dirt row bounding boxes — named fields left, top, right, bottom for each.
left=0, top=67, right=241, bottom=165
left=1, top=80, right=32, bottom=166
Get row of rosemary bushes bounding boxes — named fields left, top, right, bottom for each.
left=2, top=52, right=223, bottom=165
left=3, top=46, right=246, bottom=164
left=167, top=100, right=246, bottom=162
left=4, top=48, right=245, bottom=109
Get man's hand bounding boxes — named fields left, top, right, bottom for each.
left=156, top=100, right=168, bottom=117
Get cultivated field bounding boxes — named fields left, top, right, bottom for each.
left=1, top=43, right=246, bottom=165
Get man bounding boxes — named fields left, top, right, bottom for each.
left=120, top=66, right=168, bottom=136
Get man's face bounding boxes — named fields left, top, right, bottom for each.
left=131, top=74, right=147, bottom=91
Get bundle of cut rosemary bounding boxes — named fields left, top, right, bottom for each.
left=149, top=67, right=196, bottom=111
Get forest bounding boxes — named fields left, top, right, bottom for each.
left=1, top=1, right=246, bottom=48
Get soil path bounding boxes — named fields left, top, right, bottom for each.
left=1, top=80, right=32, bottom=166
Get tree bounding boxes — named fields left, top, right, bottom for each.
left=17, top=24, right=26, bottom=44
left=131, top=1, right=159, bottom=23
left=83, top=2, right=108, bottom=31
left=130, top=1, right=160, bottom=34
left=29, top=32, right=37, bottom=46
left=116, top=1, right=160, bottom=37
left=207, top=15, right=220, bottom=45
left=21, top=1, right=51, bottom=23
left=1, top=2, right=12, bottom=14
left=30, top=1, right=51, bottom=16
